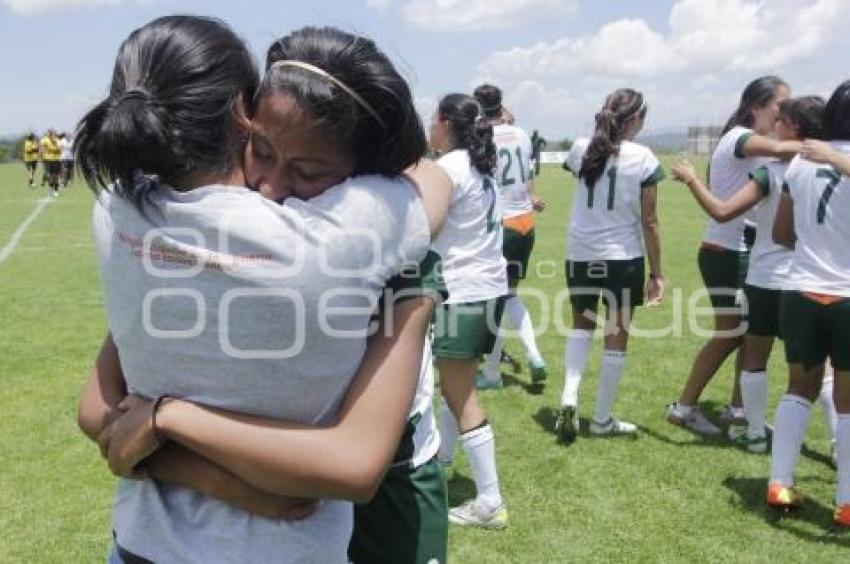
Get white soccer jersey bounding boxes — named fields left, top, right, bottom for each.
left=784, top=145, right=850, bottom=297
left=564, top=138, right=664, bottom=261
left=745, top=161, right=793, bottom=289
left=398, top=337, right=440, bottom=469
left=432, top=149, right=508, bottom=304
left=703, top=126, right=770, bottom=250
left=493, top=123, right=535, bottom=219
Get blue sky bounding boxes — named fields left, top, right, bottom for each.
left=1, top=0, right=848, bottom=139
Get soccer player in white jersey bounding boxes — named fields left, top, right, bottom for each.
left=428, top=93, right=510, bottom=529
left=768, top=80, right=850, bottom=527
left=473, top=84, right=547, bottom=389
left=672, top=97, right=836, bottom=453
left=555, top=88, right=665, bottom=441
left=666, top=76, right=799, bottom=437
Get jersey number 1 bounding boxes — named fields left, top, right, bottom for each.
left=816, top=167, right=840, bottom=224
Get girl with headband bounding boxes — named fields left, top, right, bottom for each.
left=77, top=19, right=451, bottom=563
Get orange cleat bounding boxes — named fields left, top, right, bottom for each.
left=766, top=481, right=804, bottom=510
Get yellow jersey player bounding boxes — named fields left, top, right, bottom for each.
left=22, top=133, right=39, bottom=187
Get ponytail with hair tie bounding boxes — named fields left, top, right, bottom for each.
left=580, top=88, right=645, bottom=188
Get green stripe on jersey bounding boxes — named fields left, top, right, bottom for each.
left=734, top=132, right=754, bottom=159
left=641, top=164, right=666, bottom=188
left=749, top=165, right=771, bottom=196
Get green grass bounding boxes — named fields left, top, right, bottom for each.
left=0, top=160, right=845, bottom=562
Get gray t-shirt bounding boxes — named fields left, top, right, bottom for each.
left=93, top=177, right=429, bottom=563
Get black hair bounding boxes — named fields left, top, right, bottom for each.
left=723, top=75, right=788, bottom=134
left=259, top=26, right=426, bottom=177
left=75, top=15, right=259, bottom=212
left=473, top=84, right=502, bottom=119
left=778, top=96, right=825, bottom=140
left=26, top=133, right=36, bottom=141
left=579, top=88, right=646, bottom=189
left=437, top=93, right=497, bottom=175
left=822, top=80, right=850, bottom=141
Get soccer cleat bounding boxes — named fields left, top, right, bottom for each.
left=449, top=499, right=508, bottom=530
left=835, top=504, right=850, bottom=527
left=719, top=404, right=747, bottom=428
left=529, top=359, right=547, bottom=384
left=666, top=403, right=722, bottom=436
left=589, top=416, right=637, bottom=436
left=475, top=370, right=503, bottom=390
left=766, top=481, right=804, bottom=510
left=554, top=404, right=578, bottom=442
left=732, top=432, right=769, bottom=454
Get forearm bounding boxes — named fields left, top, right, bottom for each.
left=78, top=333, right=127, bottom=442
left=157, top=297, right=431, bottom=502
left=642, top=222, right=662, bottom=277
left=146, top=443, right=300, bottom=518
left=684, top=178, right=736, bottom=222
left=824, top=152, right=850, bottom=177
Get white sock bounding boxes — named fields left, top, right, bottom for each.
left=837, top=414, right=850, bottom=505
left=592, top=350, right=627, bottom=424
left=460, top=423, right=502, bottom=511
left=676, top=402, right=694, bottom=416
left=819, top=372, right=838, bottom=443
left=740, top=370, right=768, bottom=439
left=437, top=396, right=457, bottom=464
left=504, top=296, right=542, bottom=365
left=769, top=395, right=813, bottom=486
left=482, top=328, right=506, bottom=380
left=561, top=329, right=593, bottom=407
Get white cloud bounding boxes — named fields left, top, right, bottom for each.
left=388, top=0, right=577, bottom=32
left=2, top=0, right=148, bottom=16
left=472, top=0, right=850, bottom=135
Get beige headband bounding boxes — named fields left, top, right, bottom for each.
left=269, top=60, right=386, bottom=130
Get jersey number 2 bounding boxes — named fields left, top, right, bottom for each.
left=816, top=167, right=840, bottom=224
left=483, top=177, right=498, bottom=233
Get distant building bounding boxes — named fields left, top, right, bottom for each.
left=686, top=126, right=723, bottom=156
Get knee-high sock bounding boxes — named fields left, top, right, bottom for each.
left=818, top=372, right=837, bottom=443
left=836, top=413, right=850, bottom=504
left=482, top=327, right=506, bottom=380
left=460, top=423, right=502, bottom=511
left=561, top=329, right=593, bottom=406
left=504, top=296, right=542, bottom=364
left=769, top=395, right=813, bottom=486
left=592, top=350, right=627, bottom=424
left=437, top=396, right=458, bottom=464
left=740, top=370, right=768, bottom=438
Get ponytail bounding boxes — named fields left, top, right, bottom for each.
left=76, top=89, right=185, bottom=212
left=579, top=89, right=646, bottom=189
left=437, top=93, right=497, bottom=175
left=74, top=15, right=259, bottom=213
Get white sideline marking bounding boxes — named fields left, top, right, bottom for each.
left=0, top=197, right=53, bottom=265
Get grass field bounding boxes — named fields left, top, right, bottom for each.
left=0, top=159, right=845, bottom=563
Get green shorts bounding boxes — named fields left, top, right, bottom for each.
left=432, top=297, right=506, bottom=360
left=697, top=246, right=749, bottom=310
left=743, top=284, right=782, bottom=338
left=781, top=291, right=850, bottom=371
left=349, top=457, right=448, bottom=564
left=566, top=258, right=645, bottom=313
left=503, top=226, right=535, bottom=281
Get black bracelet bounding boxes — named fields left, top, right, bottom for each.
left=151, top=395, right=170, bottom=446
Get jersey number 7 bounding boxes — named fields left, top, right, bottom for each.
left=816, top=167, right=840, bottom=225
